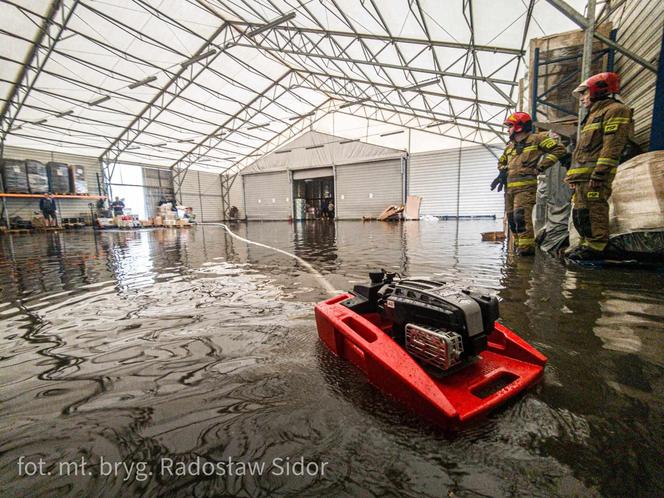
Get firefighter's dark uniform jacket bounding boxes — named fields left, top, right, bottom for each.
left=567, top=98, right=632, bottom=184
left=498, top=132, right=567, bottom=191
left=497, top=132, right=566, bottom=253
left=566, top=98, right=632, bottom=252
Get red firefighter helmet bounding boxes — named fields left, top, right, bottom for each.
left=503, top=112, right=532, bottom=134
left=573, top=72, right=621, bottom=100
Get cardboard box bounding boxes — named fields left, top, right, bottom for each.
left=154, top=216, right=163, bottom=226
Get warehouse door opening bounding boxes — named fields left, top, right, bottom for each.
left=293, top=176, right=334, bottom=220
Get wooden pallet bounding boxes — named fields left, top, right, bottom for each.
left=481, top=231, right=506, bottom=242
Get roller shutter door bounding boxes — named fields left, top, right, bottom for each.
left=409, top=146, right=504, bottom=218
left=198, top=171, right=223, bottom=222
left=457, top=147, right=504, bottom=217
left=409, top=149, right=460, bottom=217
left=335, top=159, right=402, bottom=219
left=243, top=171, right=291, bottom=220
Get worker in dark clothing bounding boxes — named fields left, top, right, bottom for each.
left=491, top=112, right=568, bottom=255
left=39, top=194, right=58, bottom=227
left=566, top=72, right=633, bottom=261
left=111, top=196, right=125, bottom=216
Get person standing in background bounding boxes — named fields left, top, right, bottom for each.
left=111, top=196, right=125, bottom=216
left=39, top=193, right=58, bottom=227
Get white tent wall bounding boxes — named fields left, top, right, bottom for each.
left=2, top=145, right=101, bottom=223
left=241, top=131, right=403, bottom=174
left=243, top=171, right=291, bottom=221
left=335, top=158, right=403, bottom=220
left=409, top=146, right=504, bottom=218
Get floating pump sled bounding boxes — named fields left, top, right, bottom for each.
left=315, top=271, right=547, bottom=427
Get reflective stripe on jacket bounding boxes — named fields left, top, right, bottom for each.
left=497, top=131, right=566, bottom=191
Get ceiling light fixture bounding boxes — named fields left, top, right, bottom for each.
left=247, top=12, right=296, bottom=38
left=403, top=77, right=440, bottom=91
left=288, top=111, right=315, bottom=120
left=181, top=49, right=218, bottom=68
left=88, top=95, right=111, bottom=106
left=425, top=121, right=452, bottom=128
left=339, top=98, right=370, bottom=109
left=55, top=110, right=74, bottom=117
left=128, top=75, right=158, bottom=89
left=380, top=130, right=405, bottom=137
left=247, top=123, right=269, bottom=130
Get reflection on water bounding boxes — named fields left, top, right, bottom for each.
left=1, top=221, right=663, bottom=497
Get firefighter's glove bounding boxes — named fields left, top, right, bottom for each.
left=560, top=153, right=571, bottom=169
left=490, top=170, right=507, bottom=192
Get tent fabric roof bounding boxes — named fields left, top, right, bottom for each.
left=0, top=0, right=586, bottom=176
left=241, top=130, right=403, bottom=174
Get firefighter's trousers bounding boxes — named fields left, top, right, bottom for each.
left=506, top=188, right=536, bottom=253
left=571, top=180, right=612, bottom=251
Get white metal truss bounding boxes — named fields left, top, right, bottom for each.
left=0, top=0, right=654, bottom=190
left=0, top=0, right=79, bottom=155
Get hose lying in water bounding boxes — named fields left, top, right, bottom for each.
left=206, top=223, right=338, bottom=296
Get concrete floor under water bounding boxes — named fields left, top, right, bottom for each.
left=0, top=220, right=663, bottom=497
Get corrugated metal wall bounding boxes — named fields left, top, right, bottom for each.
left=243, top=171, right=291, bottom=220
left=458, top=147, right=504, bottom=217
left=409, top=146, right=504, bottom=218
left=179, top=170, right=224, bottom=222
left=335, top=158, right=403, bottom=219
left=610, top=0, right=663, bottom=149
left=198, top=171, right=223, bottom=222
left=2, top=145, right=102, bottom=222
left=409, top=149, right=460, bottom=217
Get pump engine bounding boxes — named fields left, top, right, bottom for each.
left=341, top=271, right=499, bottom=371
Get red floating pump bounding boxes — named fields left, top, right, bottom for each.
left=314, top=271, right=547, bottom=427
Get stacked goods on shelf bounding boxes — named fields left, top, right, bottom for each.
left=46, top=162, right=71, bottom=193
left=26, top=160, right=49, bottom=193
left=1, top=159, right=29, bottom=193
left=69, top=165, right=88, bottom=194
left=158, top=202, right=177, bottom=227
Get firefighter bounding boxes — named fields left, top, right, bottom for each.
left=491, top=112, right=567, bottom=255
left=566, top=72, right=632, bottom=260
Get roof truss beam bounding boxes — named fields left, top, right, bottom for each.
left=0, top=0, right=80, bottom=148
left=227, top=21, right=523, bottom=56
left=545, top=0, right=657, bottom=72
left=171, top=71, right=293, bottom=195
left=236, top=40, right=518, bottom=88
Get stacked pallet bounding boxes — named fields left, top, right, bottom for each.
left=69, top=165, right=88, bottom=194
left=26, top=160, right=49, bottom=194
left=46, top=162, right=71, bottom=193
left=1, top=159, right=29, bottom=193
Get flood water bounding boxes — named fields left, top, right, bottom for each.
left=1, top=221, right=663, bottom=497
